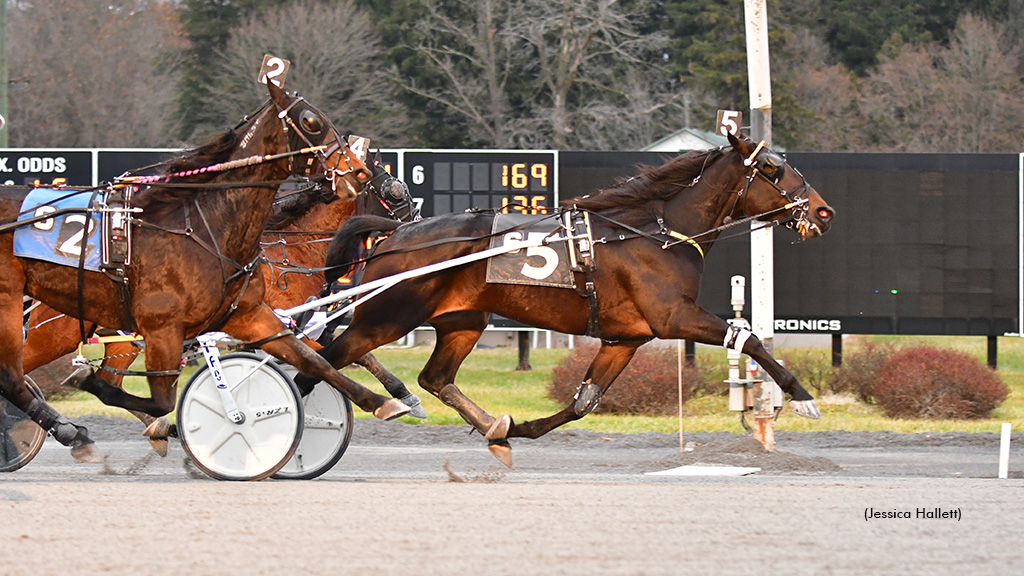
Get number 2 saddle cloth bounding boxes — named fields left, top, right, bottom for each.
left=13, top=187, right=103, bottom=271
left=484, top=212, right=588, bottom=289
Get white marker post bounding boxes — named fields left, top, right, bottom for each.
left=999, top=423, right=1011, bottom=479
left=744, top=0, right=776, bottom=451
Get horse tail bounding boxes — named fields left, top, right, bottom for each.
left=325, top=215, right=402, bottom=284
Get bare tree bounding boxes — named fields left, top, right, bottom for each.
left=405, top=0, right=522, bottom=148
left=408, top=0, right=686, bottom=150
left=7, top=0, right=187, bottom=147
left=193, top=0, right=408, bottom=145
left=772, top=28, right=864, bottom=151
left=859, top=14, right=1024, bottom=153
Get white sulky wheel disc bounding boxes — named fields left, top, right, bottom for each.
left=177, top=353, right=303, bottom=481
left=0, top=376, right=47, bottom=473
left=271, top=362, right=353, bottom=480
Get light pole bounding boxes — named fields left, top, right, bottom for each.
left=0, top=0, right=8, bottom=147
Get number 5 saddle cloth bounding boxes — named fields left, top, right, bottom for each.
left=485, top=212, right=582, bottom=289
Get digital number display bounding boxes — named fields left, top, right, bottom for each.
left=403, top=151, right=556, bottom=218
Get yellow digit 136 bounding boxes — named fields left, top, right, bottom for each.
left=501, top=195, right=548, bottom=214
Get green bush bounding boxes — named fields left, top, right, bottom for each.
left=872, top=346, right=1008, bottom=419
left=548, top=344, right=707, bottom=416
left=776, top=348, right=836, bottom=397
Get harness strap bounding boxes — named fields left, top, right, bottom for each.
left=664, top=231, right=705, bottom=258
left=583, top=266, right=600, bottom=338
left=239, top=329, right=294, bottom=352
left=77, top=188, right=103, bottom=344
left=99, top=365, right=181, bottom=378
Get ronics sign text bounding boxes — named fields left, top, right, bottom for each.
left=774, top=319, right=842, bottom=332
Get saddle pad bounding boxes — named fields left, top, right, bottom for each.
left=485, top=213, right=574, bottom=288
left=13, top=188, right=102, bottom=271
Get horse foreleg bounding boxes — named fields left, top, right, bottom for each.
left=661, top=301, right=820, bottom=418
left=220, top=307, right=409, bottom=420
left=508, top=341, right=641, bottom=441
left=71, top=342, right=177, bottom=418
left=0, top=292, right=100, bottom=462
left=94, top=342, right=172, bottom=456
left=355, top=352, right=427, bottom=419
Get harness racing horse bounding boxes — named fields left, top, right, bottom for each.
left=0, top=81, right=412, bottom=463
left=301, top=131, right=835, bottom=466
left=18, top=157, right=425, bottom=454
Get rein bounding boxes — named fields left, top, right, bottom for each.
left=322, top=211, right=563, bottom=278
left=116, top=145, right=329, bottom=186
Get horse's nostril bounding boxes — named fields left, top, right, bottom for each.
left=816, top=207, right=834, bottom=221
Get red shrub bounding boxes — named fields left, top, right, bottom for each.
left=828, top=342, right=899, bottom=402
left=872, top=346, right=1008, bottom=419
left=548, top=344, right=706, bottom=415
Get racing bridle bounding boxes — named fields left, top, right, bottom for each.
left=272, top=91, right=371, bottom=195
left=736, top=140, right=819, bottom=237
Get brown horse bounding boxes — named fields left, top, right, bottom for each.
left=300, top=132, right=835, bottom=466
left=0, top=81, right=411, bottom=463
left=19, top=158, right=424, bottom=454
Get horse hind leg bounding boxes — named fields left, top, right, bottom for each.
left=506, top=341, right=642, bottom=441
left=417, top=313, right=514, bottom=466
left=355, top=352, right=427, bottom=419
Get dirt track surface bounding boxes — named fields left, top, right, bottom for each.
left=2, top=415, right=1023, bottom=575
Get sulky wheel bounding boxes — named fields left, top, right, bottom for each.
left=0, top=376, right=47, bottom=473
left=177, top=352, right=303, bottom=481
left=271, top=362, right=353, bottom=480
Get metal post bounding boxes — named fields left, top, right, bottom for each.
left=987, top=336, right=997, bottom=369
left=0, top=0, right=8, bottom=146
left=831, top=334, right=843, bottom=367
left=515, top=331, right=531, bottom=371
left=744, top=0, right=775, bottom=451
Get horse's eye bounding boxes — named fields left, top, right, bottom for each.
left=300, top=110, right=323, bottom=134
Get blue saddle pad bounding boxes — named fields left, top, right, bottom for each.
left=13, top=188, right=102, bottom=271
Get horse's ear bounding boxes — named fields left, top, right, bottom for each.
left=727, top=130, right=757, bottom=156
left=726, top=130, right=743, bottom=151
left=266, top=79, right=290, bottom=109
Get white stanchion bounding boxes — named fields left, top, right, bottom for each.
left=999, top=422, right=1011, bottom=479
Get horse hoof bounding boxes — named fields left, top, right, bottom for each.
left=487, top=440, right=513, bottom=468
left=790, top=399, right=821, bottom=419
left=149, top=438, right=169, bottom=457
left=399, top=394, right=428, bottom=419
left=374, top=399, right=411, bottom=421
left=485, top=414, right=511, bottom=441
left=71, top=442, right=103, bottom=464
left=142, top=417, right=172, bottom=438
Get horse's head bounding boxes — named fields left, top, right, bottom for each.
left=727, top=132, right=834, bottom=239
left=267, top=81, right=371, bottom=200
left=357, top=152, right=420, bottom=222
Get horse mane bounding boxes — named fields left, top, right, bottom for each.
left=131, top=129, right=241, bottom=212
left=163, top=130, right=241, bottom=178
left=562, top=148, right=724, bottom=225
left=266, top=185, right=324, bottom=230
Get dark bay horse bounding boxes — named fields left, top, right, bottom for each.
left=300, top=132, right=835, bottom=466
left=18, top=158, right=424, bottom=454
left=0, top=81, right=412, bottom=462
